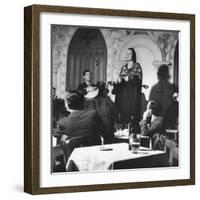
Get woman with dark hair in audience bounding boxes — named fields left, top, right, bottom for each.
left=112, top=47, right=142, bottom=132
left=140, top=100, right=165, bottom=150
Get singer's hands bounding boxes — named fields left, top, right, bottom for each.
left=117, top=75, right=128, bottom=83
left=124, top=76, right=129, bottom=82
left=117, top=77, right=122, bottom=83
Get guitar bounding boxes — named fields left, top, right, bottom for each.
left=84, top=86, right=99, bottom=100
left=84, top=82, right=149, bottom=100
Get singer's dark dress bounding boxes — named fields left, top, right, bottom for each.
left=112, top=63, right=142, bottom=130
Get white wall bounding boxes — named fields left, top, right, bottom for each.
left=0, top=0, right=199, bottom=199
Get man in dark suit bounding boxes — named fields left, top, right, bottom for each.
left=57, top=90, right=106, bottom=145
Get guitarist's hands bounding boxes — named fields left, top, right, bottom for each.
left=86, top=86, right=96, bottom=92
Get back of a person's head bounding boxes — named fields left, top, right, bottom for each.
left=147, top=100, right=161, bottom=116
left=65, top=90, right=84, bottom=110
left=97, top=81, right=109, bottom=97
left=157, top=64, right=170, bottom=80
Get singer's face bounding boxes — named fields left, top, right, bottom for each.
left=126, top=49, right=133, bottom=61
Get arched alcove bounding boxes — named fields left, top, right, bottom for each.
left=116, top=35, right=163, bottom=100
left=66, top=28, right=107, bottom=90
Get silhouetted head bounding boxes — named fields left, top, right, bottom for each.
left=65, top=90, right=84, bottom=110
left=157, top=64, right=170, bottom=80
left=147, top=100, right=161, bottom=116
left=97, top=81, right=109, bottom=97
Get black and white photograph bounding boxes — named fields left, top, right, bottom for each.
left=23, top=4, right=195, bottom=194
left=0, top=0, right=199, bottom=198
left=51, top=25, right=179, bottom=173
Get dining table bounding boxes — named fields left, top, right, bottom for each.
left=66, top=143, right=169, bottom=172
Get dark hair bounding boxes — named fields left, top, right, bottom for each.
left=157, top=64, right=170, bottom=79
left=97, top=81, right=109, bottom=97
left=128, top=48, right=136, bottom=63
left=148, top=100, right=161, bottom=116
left=82, top=69, right=91, bottom=76
left=65, top=90, right=84, bottom=110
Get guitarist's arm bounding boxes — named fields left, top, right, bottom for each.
left=77, top=83, right=87, bottom=96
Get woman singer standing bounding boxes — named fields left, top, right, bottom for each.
left=112, top=48, right=142, bottom=132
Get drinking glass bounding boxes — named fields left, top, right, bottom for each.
left=100, top=135, right=104, bottom=146
left=115, top=123, right=123, bottom=136
left=129, top=133, right=140, bottom=153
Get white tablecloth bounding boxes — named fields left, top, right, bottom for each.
left=66, top=143, right=167, bottom=172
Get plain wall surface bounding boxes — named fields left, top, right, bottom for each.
left=0, top=0, right=199, bottom=199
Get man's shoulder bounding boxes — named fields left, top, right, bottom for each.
left=150, top=83, right=163, bottom=95
left=76, top=110, right=98, bottom=120
left=57, top=116, right=69, bottom=125
left=78, top=82, right=87, bottom=87
left=153, top=116, right=163, bottom=124
left=70, top=109, right=98, bottom=117
left=84, top=109, right=98, bottom=116
left=151, top=82, right=159, bottom=89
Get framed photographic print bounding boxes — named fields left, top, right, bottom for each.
left=24, top=4, right=195, bottom=194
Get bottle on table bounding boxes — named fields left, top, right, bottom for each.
left=128, top=116, right=137, bottom=151
left=146, top=113, right=152, bottom=129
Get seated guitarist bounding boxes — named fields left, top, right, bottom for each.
left=78, top=69, right=93, bottom=95
left=78, top=70, right=115, bottom=143
left=78, top=69, right=97, bottom=110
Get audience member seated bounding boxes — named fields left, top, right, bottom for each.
left=140, top=100, right=165, bottom=150
left=57, top=90, right=107, bottom=146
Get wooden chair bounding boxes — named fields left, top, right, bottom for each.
left=165, top=129, right=178, bottom=143
left=51, top=143, right=66, bottom=172
left=52, top=134, right=101, bottom=172
left=62, top=135, right=101, bottom=161
left=164, top=138, right=178, bottom=166
left=51, top=136, right=88, bottom=172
